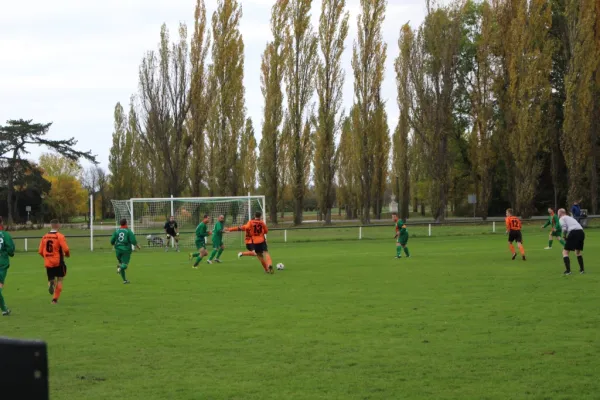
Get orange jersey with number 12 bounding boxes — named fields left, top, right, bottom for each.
left=505, top=216, right=522, bottom=231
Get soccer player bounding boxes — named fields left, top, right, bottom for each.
left=557, top=208, right=585, bottom=275
left=189, top=214, right=211, bottom=268
left=505, top=208, right=526, bottom=261
left=392, top=212, right=410, bottom=258
left=230, top=211, right=273, bottom=274
left=39, top=219, right=70, bottom=304
left=110, top=218, right=140, bottom=284
left=541, top=207, right=565, bottom=249
left=0, top=217, right=15, bottom=316
left=208, top=215, right=227, bottom=264
left=164, top=215, right=180, bottom=252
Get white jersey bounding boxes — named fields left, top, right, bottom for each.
left=559, top=215, right=583, bottom=234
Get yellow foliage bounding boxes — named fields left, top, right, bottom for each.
left=45, top=175, right=88, bottom=222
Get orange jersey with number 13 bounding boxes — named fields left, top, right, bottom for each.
left=505, top=216, right=522, bottom=231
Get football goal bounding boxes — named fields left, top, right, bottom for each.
left=111, top=195, right=266, bottom=249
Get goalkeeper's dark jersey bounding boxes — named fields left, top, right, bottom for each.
left=164, top=221, right=178, bottom=235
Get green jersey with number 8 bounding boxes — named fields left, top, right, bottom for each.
left=111, top=227, right=137, bottom=252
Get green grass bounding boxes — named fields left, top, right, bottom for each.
left=2, top=228, right=600, bottom=399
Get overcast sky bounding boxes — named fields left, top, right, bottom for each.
left=0, top=0, right=430, bottom=170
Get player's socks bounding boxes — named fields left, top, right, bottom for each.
left=0, top=287, right=6, bottom=312
left=519, top=245, right=525, bottom=256
left=404, top=247, right=410, bottom=257
left=548, top=240, right=553, bottom=248
left=120, top=264, right=127, bottom=281
left=192, top=252, right=200, bottom=258
left=216, top=249, right=224, bottom=259
left=509, top=244, right=515, bottom=254
left=53, top=282, right=63, bottom=302
left=208, top=249, right=218, bottom=260
left=396, top=247, right=402, bottom=257
left=559, top=238, right=566, bottom=246
left=265, top=253, right=273, bottom=267
left=563, top=256, right=571, bottom=272
left=242, top=251, right=254, bottom=256
left=194, top=256, right=203, bottom=267
left=577, top=255, right=584, bottom=272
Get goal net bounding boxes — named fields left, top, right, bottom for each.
left=111, top=196, right=265, bottom=249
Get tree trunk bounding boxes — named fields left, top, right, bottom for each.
left=6, top=173, right=14, bottom=225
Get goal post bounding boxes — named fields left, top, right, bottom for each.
left=110, top=195, right=266, bottom=250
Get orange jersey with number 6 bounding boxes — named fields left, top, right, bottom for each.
left=39, top=232, right=70, bottom=267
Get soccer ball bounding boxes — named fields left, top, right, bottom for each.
left=146, top=235, right=152, bottom=240
left=276, top=263, right=285, bottom=270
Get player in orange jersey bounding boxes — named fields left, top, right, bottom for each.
left=38, top=220, right=71, bottom=304
left=229, top=211, right=274, bottom=274
left=505, top=208, right=526, bottom=261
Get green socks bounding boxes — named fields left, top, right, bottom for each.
left=209, top=249, right=218, bottom=261
left=192, top=252, right=200, bottom=258
left=216, top=249, right=224, bottom=259
left=559, top=239, right=566, bottom=246
left=404, top=247, right=410, bottom=257
left=0, top=287, right=6, bottom=311
left=120, top=264, right=127, bottom=281
left=396, top=246, right=402, bottom=257
left=194, top=257, right=203, bottom=267
left=548, top=240, right=553, bottom=248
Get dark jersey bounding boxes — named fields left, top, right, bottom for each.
left=164, top=221, right=178, bottom=235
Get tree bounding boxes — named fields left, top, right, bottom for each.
left=39, top=152, right=82, bottom=178
left=562, top=0, right=599, bottom=211
left=239, top=118, right=257, bottom=193
left=189, top=0, right=212, bottom=197
left=336, top=109, right=361, bottom=219
left=82, top=166, right=109, bottom=220
left=351, top=0, right=387, bottom=224
left=207, top=0, right=246, bottom=196
left=0, top=119, right=96, bottom=223
left=137, top=24, right=192, bottom=197
left=404, top=3, right=462, bottom=222
left=394, top=23, right=413, bottom=221
left=461, top=0, right=496, bottom=219
left=44, top=175, right=88, bottom=222
left=371, top=96, right=390, bottom=220
left=314, top=0, right=349, bottom=224
left=284, top=0, right=318, bottom=225
left=506, top=0, right=553, bottom=216
left=259, top=0, right=288, bottom=223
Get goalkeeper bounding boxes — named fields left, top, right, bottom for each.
left=164, top=215, right=180, bottom=252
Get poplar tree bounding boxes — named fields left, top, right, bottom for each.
left=314, top=0, right=349, bottom=224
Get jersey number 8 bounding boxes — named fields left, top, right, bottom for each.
left=118, top=232, right=125, bottom=242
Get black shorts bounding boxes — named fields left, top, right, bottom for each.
left=245, top=244, right=255, bottom=252
left=253, top=242, right=268, bottom=254
left=46, top=264, right=67, bottom=280
left=508, top=230, right=523, bottom=243
left=564, top=229, right=585, bottom=251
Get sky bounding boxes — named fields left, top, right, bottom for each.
left=0, top=0, right=430, bottom=170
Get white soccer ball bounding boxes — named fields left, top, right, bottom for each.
left=276, top=263, right=285, bottom=270
left=146, top=235, right=152, bottom=240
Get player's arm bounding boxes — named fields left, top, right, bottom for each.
left=129, top=230, right=141, bottom=250
left=542, top=219, right=550, bottom=229
left=5, top=233, right=15, bottom=257
left=38, top=238, right=45, bottom=257
left=110, top=231, right=117, bottom=246
left=60, top=235, right=71, bottom=258
left=505, top=218, right=510, bottom=233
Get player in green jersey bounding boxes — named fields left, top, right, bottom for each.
left=0, top=217, right=15, bottom=316
left=541, top=207, right=565, bottom=249
left=392, top=212, right=410, bottom=258
left=190, top=214, right=212, bottom=268
left=208, top=215, right=227, bottom=264
left=110, top=218, right=140, bottom=284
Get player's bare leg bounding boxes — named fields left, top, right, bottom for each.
left=0, top=282, right=10, bottom=316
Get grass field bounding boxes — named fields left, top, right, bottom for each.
left=2, top=227, right=600, bottom=399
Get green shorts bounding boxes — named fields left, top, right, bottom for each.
left=195, top=240, right=206, bottom=250
left=397, top=235, right=409, bottom=245
left=0, top=266, right=8, bottom=285
left=551, top=231, right=562, bottom=238
left=116, top=250, right=132, bottom=265
left=212, top=239, right=223, bottom=249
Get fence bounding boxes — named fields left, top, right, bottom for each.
left=9, top=215, right=599, bottom=253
